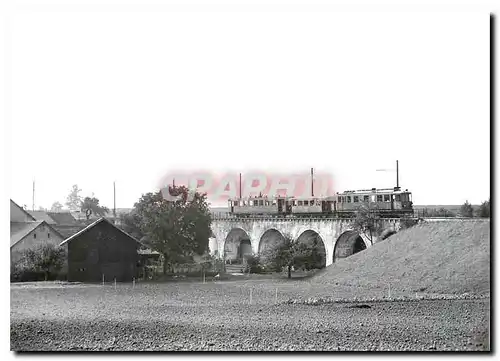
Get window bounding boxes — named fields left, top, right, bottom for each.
left=47, top=233, right=50, bottom=238
left=353, top=196, right=359, bottom=203
left=347, top=196, right=351, bottom=203
left=298, top=201, right=303, bottom=206
left=259, top=200, right=264, bottom=206
left=377, top=195, right=383, bottom=202
left=395, top=194, right=401, bottom=202
left=272, top=200, right=277, bottom=205
left=363, top=195, right=369, bottom=202
left=304, top=200, right=309, bottom=206
left=384, top=195, right=390, bottom=202
left=234, top=201, right=239, bottom=206
left=33, top=233, right=36, bottom=239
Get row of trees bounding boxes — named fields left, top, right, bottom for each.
left=46, top=185, right=109, bottom=220
left=414, top=199, right=490, bottom=218
left=460, top=199, right=490, bottom=218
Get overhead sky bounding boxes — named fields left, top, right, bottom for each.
left=6, top=7, right=490, bottom=209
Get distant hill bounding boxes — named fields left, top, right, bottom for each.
left=210, top=207, right=230, bottom=213
left=414, top=205, right=480, bottom=210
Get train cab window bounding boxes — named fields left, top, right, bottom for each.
left=234, top=201, right=239, bottom=206
left=377, top=195, right=383, bottom=202
left=384, top=195, right=390, bottom=202
left=347, top=196, right=351, bottom=203
left=259, top=200, right=264, bottom=206
left=363, top=195, right=369, bottom=202
left=395, top=194, right=401, bottom=202
left=353, top=196, right=359, bottom=203
left=298, top=201, right=303, bottom=206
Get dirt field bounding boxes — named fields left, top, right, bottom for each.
left=11, top=220, right=490, bottom=351
left=10, top=281, right=490, bottom=351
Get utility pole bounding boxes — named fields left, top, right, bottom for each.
left=113, top=181, right=116, bottom=218
left=32, top=179, right=35, bottom=211
left=396, top=160, right=399, bottom=189
left=239, top=173, right=242, bottom=198
left=376, top=160, right=400, bottom=189
left=311, top=168, right=314, bottom=197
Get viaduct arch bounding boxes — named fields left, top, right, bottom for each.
left=210, top=217, right=401, bottom=267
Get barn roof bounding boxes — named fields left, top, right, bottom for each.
left=28, top=211, right=57, bottom=224
left=10, top=200, right=37, bottom=222
left=59, top=217, right=142, bottom=246
left=47, top=212, right=77, bottom=225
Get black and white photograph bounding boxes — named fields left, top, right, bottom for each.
left=4, top=0, right=492, bottom=353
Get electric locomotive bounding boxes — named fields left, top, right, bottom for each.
left=227, top=187, right=413, bottom=218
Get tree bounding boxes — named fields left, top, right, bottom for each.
left=50, top=201, right=64, bottom=212
left=126, top=185, right=212, bottom=274
left=264, top=233, right=315, bottom=279
left=119, top=211, right=145, bottom=240
left=352, top=204, right=382, bottom=245
left=21, top=244, right=66, bottom=281
left=65, top=185, right=83, bottom=211
left=460, top=200, right=474, bottom=218
left=477, top=199, right=490, bottom=218
left=81, top=196, right=109, bottom=220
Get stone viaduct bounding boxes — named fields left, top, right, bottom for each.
left=209, top=216, right=402, bottom=267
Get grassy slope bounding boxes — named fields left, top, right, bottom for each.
left=306, top=220, right=490, bottom=298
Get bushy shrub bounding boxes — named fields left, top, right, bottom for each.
left=244, top=255, right=266, bottom=274
left=11, top=244, right=66, bottom=282
left=400, top=216, right=420, bottom=230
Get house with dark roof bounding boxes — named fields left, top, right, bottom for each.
left=60, top=217, right=143, bottom=282
left=47, top=212, right=77, bottom=225
left=45, top=211, right=89, bottom=239
left=27, top=211, right=57, bottom=224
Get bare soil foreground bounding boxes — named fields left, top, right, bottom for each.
left=11, top=220, right=490, bottom=351
left=10, top=282, right=489, bottom=351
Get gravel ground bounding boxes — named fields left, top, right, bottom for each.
left=10, top=282, right=490, bottom=351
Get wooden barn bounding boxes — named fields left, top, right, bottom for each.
left=60, top=217, right=141, bottom=282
